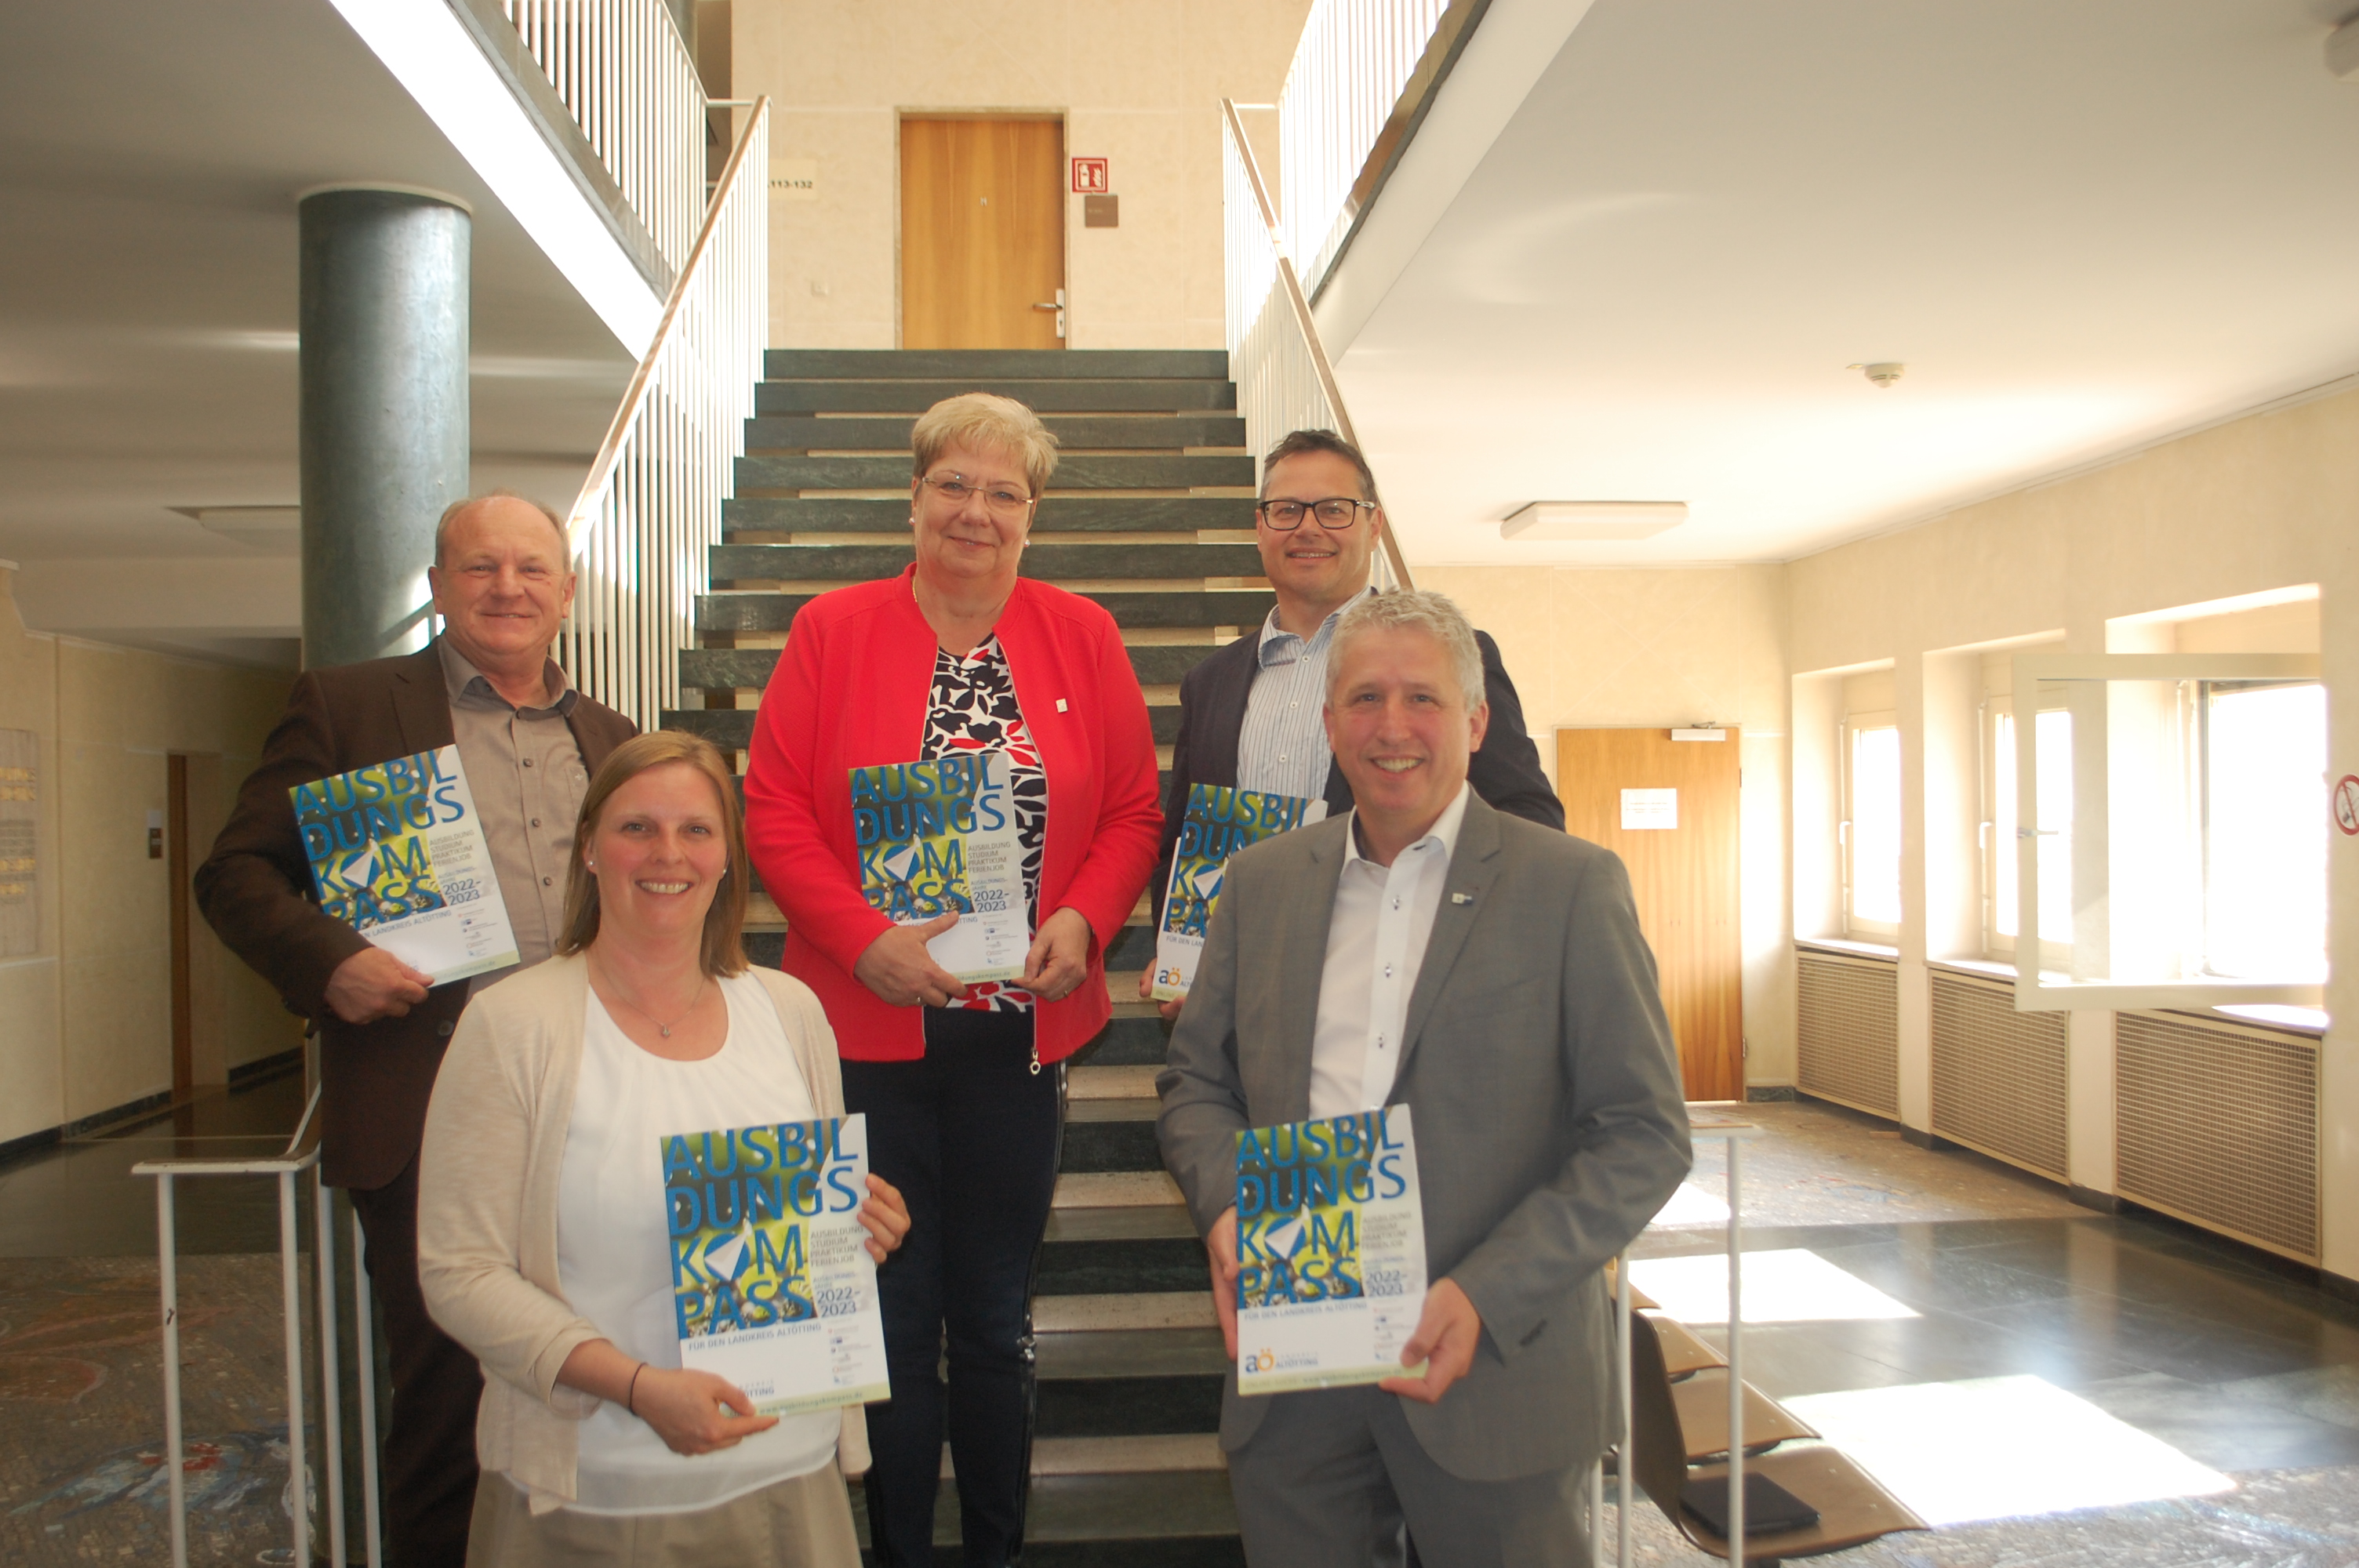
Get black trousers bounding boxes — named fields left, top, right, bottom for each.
left=348, top=1155, right=484, bottom=1568
left=843, top=1008, right=1063, bottom=1568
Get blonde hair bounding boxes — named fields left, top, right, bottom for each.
left=556, top=732, right=750, bottom=977
left=1328, top=590, right=1486, bottom=710
left=911, top=393, right=1060, bottom=498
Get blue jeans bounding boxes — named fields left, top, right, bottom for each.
left=842, top=1008, right=1063, bottom=1568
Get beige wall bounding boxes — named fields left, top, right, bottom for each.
left=0, top=567, right=299, bottom=1145
left=1782, top=385, right=2359, bottom=1280
left=733, top=0, right=1309, bottom=349
left=1416, top=564, right=1795, bottom=1091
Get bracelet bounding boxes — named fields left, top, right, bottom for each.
left=626, top=1362, right=646, bottom=1415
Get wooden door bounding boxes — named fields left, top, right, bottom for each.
left=1557, top=729, right=1743, bottom=1101
left=901, top=118, right=1064, bottom=349
left=169, top=752, right=192, bottom=1102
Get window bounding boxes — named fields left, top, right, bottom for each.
left=2008, top=652, right=2324, bottom=1011
left=2201, top=681, right=2327, bottom=982
left=1844, top=713, right=1900, bottom=940
left=1983, top=699, right=2073, bottom=968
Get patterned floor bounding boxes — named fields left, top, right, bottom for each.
left=2, top=1092, right=2356, bottom=1565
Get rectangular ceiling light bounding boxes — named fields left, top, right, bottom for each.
left=1501, top=500, right=1688, bottom=541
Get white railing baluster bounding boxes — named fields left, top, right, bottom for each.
left=499, top=0, right=705, bottom=278
left=562, top=100, right=769, bottom=732
left=1278, top=0, right=1453, bottom=296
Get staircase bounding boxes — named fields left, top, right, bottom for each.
left=664, top=348, right=1269, bottom=1566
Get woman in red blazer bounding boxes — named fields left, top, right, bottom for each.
left=742, top=393, right=1161, bottom=1568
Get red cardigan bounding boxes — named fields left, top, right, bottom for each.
left=743, top=567, right=1163, bottom=1063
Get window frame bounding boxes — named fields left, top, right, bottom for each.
left=2012, top=652, right=2324, bottom=1013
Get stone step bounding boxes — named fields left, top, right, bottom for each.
left=1055, top=1170, right=1182, bottom=1209
left=709, top=539, right=1267, bottom=584
left=1073, top=1010, right=1169, bottom=1067
left=759, top=379, right=1235, bottom=415
left=1104, top=924, right=1159, bottom=974
left=855, top=1472, right=1241, bottom=1564
left=1068, top=1063, right=1161, bottom=1102
left=739, top=452, right=1256, bottom=491
left=1038, top=1208, right=1205, bottom=1296
left=1034, top=1292, right=1215, bottom=1333
left=745, top=412, right=1247, bottom=452
left=699, top=588, right=1276, bottom=634
left=1035, top=1330, right=1226, bottom=1439
left=664, top=703, right=1183, bottom=751
left=765, top=348, right=1230, bottom=382
left=1061, top=1095, right=1161, bottom=1174
left=727, top=495, right=1256, bottom=535
left=678, top=641, right=1223, bottom=691
left=1026, top=1433, right=1224, bottom=1477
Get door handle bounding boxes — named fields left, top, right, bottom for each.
left=1032, top=289, right=1067, bottom=340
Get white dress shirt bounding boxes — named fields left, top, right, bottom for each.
left=1307, top=782, right=1473, bottom=1120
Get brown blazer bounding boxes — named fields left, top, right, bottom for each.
left=196, top=641, right=636, bottom=1189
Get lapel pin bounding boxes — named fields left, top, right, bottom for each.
left=1056, top=698, right=1069, bottom=713
left=1450, top=891, right=1474, bottom=905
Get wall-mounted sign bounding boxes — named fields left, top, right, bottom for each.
left=1620, top=787, right=1677, bottom=831
left=1070, top=156, right=1109, bottom=194
left=769, top=158, right=818, bottom=201
left=1084, top=193, right=1119, bottom=228
left=2335, top=774, right=2359, bottom=836
left=0, top=729, right=35, bottom=956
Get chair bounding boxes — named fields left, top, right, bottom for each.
left=1627, top=1312, right=1925, bottom=1563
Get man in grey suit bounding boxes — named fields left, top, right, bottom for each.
left=1156, top=590, right=1692, bottom=1565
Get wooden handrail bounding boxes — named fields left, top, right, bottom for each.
left=1221, top=97, right=1416, bottom=593
left=565, top=96, right=770, bottom=550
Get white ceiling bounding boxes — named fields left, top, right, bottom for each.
left=1339, top=0, right=2359, bottom=567
left=0, top=0, right=632, bottom=663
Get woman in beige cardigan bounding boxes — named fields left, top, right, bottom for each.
left=420, top=731, right=910, bottom=1565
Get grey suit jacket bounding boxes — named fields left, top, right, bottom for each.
left=1155, top=793, right=1692, bottom=1482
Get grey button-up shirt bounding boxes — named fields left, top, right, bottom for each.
left=438, top=639, right=591, bottom=995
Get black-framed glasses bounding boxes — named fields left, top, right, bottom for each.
left=1256, top=496, right=1376, bottom=530
left=920, top=473, right=1034, bottom=518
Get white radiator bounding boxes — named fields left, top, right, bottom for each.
left=2116, top=1011, right=2320, bottom=1264
left=1796, top=948, right=1899, bottom=1117
left=1929, top=970, right=2068, bottom=1181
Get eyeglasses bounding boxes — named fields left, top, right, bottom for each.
left=1255, top=496, right=1376, bottom=530
left=920, top=473, right=1034, bottom=518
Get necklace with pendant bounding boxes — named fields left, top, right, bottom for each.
left=594, top=960, right=707, bottom=1038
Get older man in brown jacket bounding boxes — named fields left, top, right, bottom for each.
left=198, top=494, right=634, bottom=1567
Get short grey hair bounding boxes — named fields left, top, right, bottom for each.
left=1325, top=590, right=1485, bottom=710
left=434, top=491, right=570, bottom=567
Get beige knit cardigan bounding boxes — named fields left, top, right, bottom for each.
left=416, top=953, right=872, bottom=1512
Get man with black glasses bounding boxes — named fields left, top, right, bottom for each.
left=1147, top=430, right=1561, bottom=1011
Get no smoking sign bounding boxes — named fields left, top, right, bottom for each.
left=2336, top=775, right=2359, bottom=837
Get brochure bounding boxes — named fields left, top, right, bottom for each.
left=1152, top=784, right=1325, bottom=1000
left=289, top=745, right=518, bottom=987
left=1235, top=1104, right=1427, bottom=1396
left=849, top=753, right=1028, bottom=983
left=666, top=1112, right=892, bottom=1417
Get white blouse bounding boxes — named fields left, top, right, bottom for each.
left=551, top=972, right=841, bottom=1515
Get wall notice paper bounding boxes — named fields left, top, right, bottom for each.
left=849, top=753, right=1027, bottom=984
left=290, top=746, right=518, bottom=986
left=1152, top=784, right=1326, bottom=1000
left=0, top=728, right=35, bottom=958
left=1621, top=787, right=1678, bottom=830
left=667, top=1114, right=891, bottom=1417
left=1236, top=1105, right=1427, bottom=1396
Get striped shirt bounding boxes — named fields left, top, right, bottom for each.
left=1235, top=588, right=1373, bottom=803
